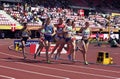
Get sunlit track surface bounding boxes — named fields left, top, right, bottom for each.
left=0, top=39, right=120, bottom=79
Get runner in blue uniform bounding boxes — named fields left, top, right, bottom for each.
left=43, top=18, right=56, bottom=63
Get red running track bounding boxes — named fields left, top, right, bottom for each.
left=0, top=39, right=120, bottom=79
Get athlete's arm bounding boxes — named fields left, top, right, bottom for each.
left=52, top=25, right=56, bottom=36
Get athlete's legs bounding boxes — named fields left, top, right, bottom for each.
left=54, top=39, right=65, bottom=60
left=67, top=40, right=74, bottom=61
left=71, top=40, right=75, bottom=61
left=21, top=40, right=26, bottom=59
left=44, top=40, right=51, bottom=63
left=34, top=44, right=40, bottom=59
left=72, top=37, right=77, bottom=61
left=50, top=41, right=60, bottom=58
left=82, top=40, right=89, bottom=65
left=37, top=41, right=45, bottom=56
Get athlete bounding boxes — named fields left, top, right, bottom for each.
left=43, top=17, right=56, bottom=63
left=20, top=23, right=31, bottom=59
left=64, top=19, right=75, bottom=61
left=77, top=22, right=91, bottom=65
left=34, top=28, right=45, bottom=59
left=50, top=18, right=65, bottom=60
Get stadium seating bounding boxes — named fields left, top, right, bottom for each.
left=0, top=10, right=21, bottom=26
left=1, top=0, right=120, bottom=30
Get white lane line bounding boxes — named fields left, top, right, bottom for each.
left=0, top=75, right=15, bottom=79
left=0, top=51, right=120, bottom=79
left=1, top=51, right=120, bottom=74
left=0, top=52, right=22, bottom=58
left=112, top=53, right=120, bottom=55
left=0, top=44, right=8, bottom=45
left=15, top=61, right=120, bottom=79
left=0, top=52, right=70, bottom=79
left=0, top=65, right=69, bottom=79
left=0, top=43, right=12, bottom=45
left=1, top=58, right=120, bottom=79
left=61, top=64, right=120, bottom=74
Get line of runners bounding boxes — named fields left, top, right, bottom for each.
left=20, top=17, right=91, bottom=65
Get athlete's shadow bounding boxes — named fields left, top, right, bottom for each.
left=3, top=57, right=43, bottom=63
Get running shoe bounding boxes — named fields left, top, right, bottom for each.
left=37, top=52, right=40, bottom=57
left=47, top=60, right=51, bottom=64
left=54, top=55, right=60, bottom=60
left=34, top=54, right=36, bottom=59
left=23, top=55, right=26, bottom=60
left=50, top=54, right=54, bottom=58
left=84, top=61, right=89, bottom=65
left=68, top=55, right=72, bottom=61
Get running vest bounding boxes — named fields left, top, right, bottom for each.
left=82, top=28, right=90, bottom=39
left=65, top=25, right=73, bottom=35
left=44, top=24, right=54, bottom=35
left=56, top=24, right=65, bottom=34
left=22, top=29, right=30, bottom=37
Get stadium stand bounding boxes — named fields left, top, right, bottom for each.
left=0, top=0, right=120, bottom=38
left=0, top=10, right=21, bottom=26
